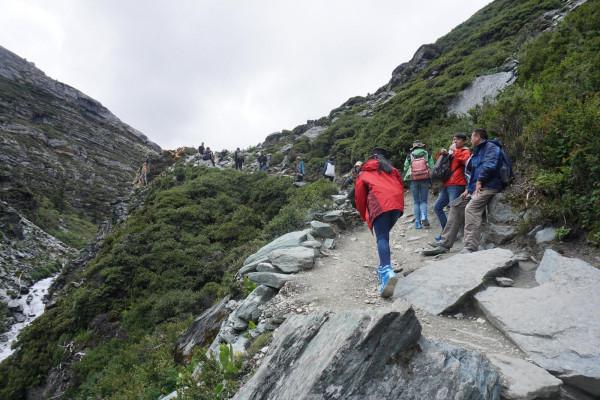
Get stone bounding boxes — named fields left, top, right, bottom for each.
left=231, top=336, right=250, bottom=355
left=233, top=301, right=500, bottom=399
left=234, top=285, right=276, bottom=323
left=475, top=250, right=600, bottom=396
left=247, top=272, right=292, bottom=289
left=7, top=300, right=23, bottom=313
left=309, top=221, right=336, bottom=239
left=495, top=277, right=514, bottom=287
left=159, top=390, right=178, bottom=400
left=256, top=263, right=279, bottom=273
left=323, top=238, right=335, bottom=250
left=330, top=195, right=347, bottom=205
left=175, top=296, right=231, bottom=358
left=487, top=353, right=562, bottom=400
left=535, top=227, right=556, bottom=244
left=268, top=246, right=315, bottom=273
left=484, top=223, right=517, bottom=245
left=322, top=210, right=347, bottom=228
left=301, top=240, right=322, bottom=249
left=448, top=71, right=516, bottom=116
left=487, top=193, right=520, bottom=224
left=394, top=248, right=515, bottom=314
left=241, top=230, right=311, bottom=274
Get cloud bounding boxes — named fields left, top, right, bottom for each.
left=0, top=0, right=491, bottom=150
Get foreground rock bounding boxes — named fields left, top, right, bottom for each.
left=394, top=248, right=516, bottom=314
left=488, top=354, right=562, bottom=400
left=269, top=246, right=315, bottom=273
left=233, top=302, right=501, bottom=399
left=475, top=249, right=600, bottom=396
left=240, top=230, right=311, bottom=274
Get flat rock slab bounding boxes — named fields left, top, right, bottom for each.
left=394, top=248, right=515, bottom=314
left=475, top=249, right=600, bottom=396
left=488, top=353, right=562, bottom=400
left=241, top=230, right=310, bottom=274
left=247, top=272, right=292, bottom=289
left=269, top=246, right=315, bottom=273
left=234, top=285, right=276, bottom=322
left=234, top=301, right=500, bottom=399
left=310, top=220, right=336, bottom=239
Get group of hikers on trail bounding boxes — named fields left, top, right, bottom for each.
left=197, top=142, right=216, bottom=166
left=352, top=128, right=512, bottom=298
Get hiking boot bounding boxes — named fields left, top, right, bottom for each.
left=428, top=240, right=442, bottom=248
left=415, top=220, right=423, bottom=229
left=434, top=234, right=442, bottom=241
left=422, top=246, right=449, bottom=256
left=422, top=219, right=430, bottom=228
left=377, top=265, right=398, bottom=298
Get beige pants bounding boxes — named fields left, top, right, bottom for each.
left=440, top=188, right=498, bottom=251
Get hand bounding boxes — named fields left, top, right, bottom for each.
left=460, top=190, right=469, bottom=198
left=440, top=148, right=448, bottom=155
left=475, top=181, right=482, bottom=194
left=449, top=143, right=456, bottom=152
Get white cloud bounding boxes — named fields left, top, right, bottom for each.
left=0, top=0, right=491, bottom=150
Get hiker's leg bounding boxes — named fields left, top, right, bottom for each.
left=372, top=212, right=394, bottom=267
left=434, top=187, right=450, bottom=229
left=464, top=189, right=498, bottom=251
left=410, top=181, right=422, bottom=228
left=439, top=195, right=469, bottom=249
left=418, top=181, right=429, bottom=223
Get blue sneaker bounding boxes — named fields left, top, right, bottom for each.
left=435, top=235, right=442, bottom=241
left=415, top=220, right=422, bottom=229
left=377, top=265, right=398, bottom=298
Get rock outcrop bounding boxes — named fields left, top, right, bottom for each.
left=233, top=301, right=501, bottom=400
left=394, top=248, right=516, bottom=314
left=475, top=249, right=600, bottom=396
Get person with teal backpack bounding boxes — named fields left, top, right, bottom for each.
left=403, top=140, right=434, bottom=229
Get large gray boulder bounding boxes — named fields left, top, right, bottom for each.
left=475, top=249, right=600, bottom=396
left=240, top=230, right=311, bottom=274
left=269, top=246, right=315, bottom=273
left=487, top=354, right=562, bottom=400
left=394, top=248, right=516, bottom=314
left=233, top=302, right=500, bottom=399
left=247, top=272, right=292, bottom=289
left=234, top=285, right=276, bottom=322
left=309, top=221, right=336, bottom=239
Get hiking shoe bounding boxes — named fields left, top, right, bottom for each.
left=459, top=247, right=475, bottom=254
left=422, top=219, right=430, bottom=228
left=378, top=265, right=398, bottom=298
left=428, top=240, right=442, bottom=248
left=422, top=246, right=449, bottom=256
left=415, top=220, right=423, bottom=229
left=434, top=235, right=442, bottom=241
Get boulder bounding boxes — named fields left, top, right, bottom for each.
left=247, top=272, right=292, bottom=289
left=394, top=248, right=515, bottom=314
left=301, top=240, right=322, bottom=249
left=323, top=238, right=335, bottom=250
left=269, top=246, right=315, bottom=273
left=487, top=354, right=562, bottom=400
left=241, top=230, right=311, bottom=274
left=487, top=193, right=520, bottom=224
left=256, top=263, right=280, bottom=273
left=475, top=250, right=600, bottom=396
left=309, top=221, right=336, bottom=239
left=234, top=285, right=276, bottom=322
left=233, top=301, right=501, bottom=399
left=330, top=195, right=347, bottom=205
left=484, top=223, right=517, bottom=245
left=535, top=227, right=556, bottom=244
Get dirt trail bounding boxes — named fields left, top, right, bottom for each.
left=273, top=194, right=527, bottom=358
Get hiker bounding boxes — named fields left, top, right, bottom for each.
left=140, top=157, right=149, bottom=186
left=203, top=146, right=215, bottom=166
left=323, top=156, right=336, bottom=182
left=432, top=133, right=471, bottom=240
left=403, top=140, right=434, bottom=229
left=234, top=147, right=244, bottom=170
left=198, top=142, right=205, bottom=156
left=257, top=152, right=268, bottom=171
left=295, top=156, right=305, bottom=182
left=424, top=128, right=505, bottom=256
left=354, top=147, right=404, bottom=298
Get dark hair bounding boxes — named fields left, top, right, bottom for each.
left=371, top=154, right=393, bottom=174
left=453, top=133, right=467, bottom=140
left=473, top=128, right=488, bottom=140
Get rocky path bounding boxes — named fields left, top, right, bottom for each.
left=272, top=195, right=526, bottom=359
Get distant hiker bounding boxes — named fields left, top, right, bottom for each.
left=432, top=133, right=471, bottom=240
left=141, top=157, right=150, bottom=186
left=198, top=142, right=205, bottom=156
left=257, top=152, right=268, bottom=171
left=343, top=160, right=363, bottom=190
left=403, top=140, right=434, bottom=229
left=354, top=147, right=404, bottom=298
left=203, top=146, right=215, bottom=166
left=424, top=128, right=505, bottom=256
left=218, top=149, right=227, bottom=163
left=323, top=156, right=336, bottom=182
left=295, top=156, right=305, bottom=182
left=234, top=147, right=244, bottom=170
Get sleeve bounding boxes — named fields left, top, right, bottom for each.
left=354, top=175, right=368, bottom=222
left=403, top=155, right=411, bottom=177
left=427, top=152, right=435, bottom=169
left=478, top=143, right=500, bottom=183
left=455, top=148, right=471, bottom=165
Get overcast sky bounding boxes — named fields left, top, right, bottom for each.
left=1, top=0, right=490, bottom=151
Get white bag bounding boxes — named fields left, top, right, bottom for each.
left=325, top=162, right=335, bottom=177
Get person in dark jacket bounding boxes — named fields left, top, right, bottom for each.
left=424, top=128, right=503, bottom=255
left=354, top=147, right=404, bottom=297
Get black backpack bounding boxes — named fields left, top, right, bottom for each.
left=431, top=153, right=457, bottom=181
left=498, top=148, right=514, bottom=187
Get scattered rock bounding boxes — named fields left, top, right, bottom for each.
left=395, top=248, right=516, bottom=314
left=256, top=263, right=280, bottom=273
left=269, top=246, right=315, bottom=273
left=235, top=285, right=276, bottom=322
left=323, top=238, right=335, bottom=250
left=241, top=230, right=311, bottom=274
left=475, top=250, right=600, bottom=396
left=309, top=221, right=336, bottom=239
left=301, top=240, right=322, bottom=249
left=247, top=272, right=292, bottom=289
left=495, top=277, right=514, bottom=287
left=487, top=353, right=562, bottom=400
left=484, top=223, right=517, bottom=245
left=535, top=227, right=556, bottom=244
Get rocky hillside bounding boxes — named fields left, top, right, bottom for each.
left=0, top=45, right=160, bottom=247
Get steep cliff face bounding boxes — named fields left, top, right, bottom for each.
left=0, top=45, right=160, bottom=245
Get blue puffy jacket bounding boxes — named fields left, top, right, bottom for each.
left=466, top=139, right=503, bottom=193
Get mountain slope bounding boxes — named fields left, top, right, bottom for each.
left=0, top=46, right=160, bottom=246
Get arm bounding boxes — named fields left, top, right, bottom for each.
left=454, top=148, right=471, bottom=165
left=477, top=143, right=500, bottom=184
left=427, top=152, right=435, bottom=169
left=354, top=175, right=368, bottom=222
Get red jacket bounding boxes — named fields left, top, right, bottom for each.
left=354, top=159, right=404, bottom=230
left=444, top=147, right=471, bottom=187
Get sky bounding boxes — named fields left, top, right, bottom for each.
left=0, top=0, right=491, bottom=151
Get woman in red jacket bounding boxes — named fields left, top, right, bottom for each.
left=354, top=148, right=404, bottom=298
left=433, top=133, right=471, bottom=240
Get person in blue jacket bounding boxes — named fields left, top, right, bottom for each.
left=423, top=128, right=504, bottom=255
